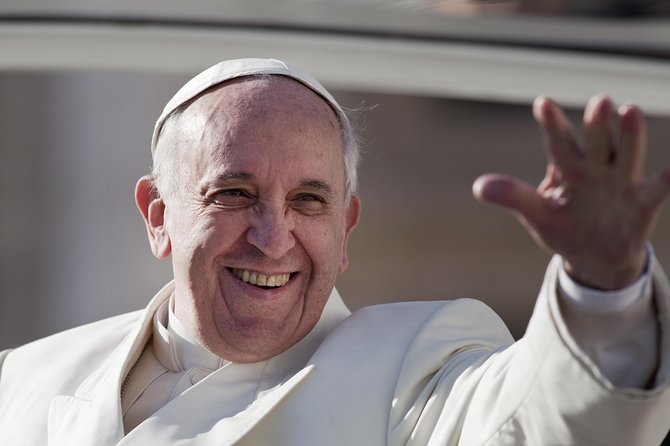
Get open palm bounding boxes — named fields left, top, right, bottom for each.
left=474, top=95, right=670, bottom=290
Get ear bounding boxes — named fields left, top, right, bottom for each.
left=339, top=194, right=361, bottom=273
left=135, top=175, right=172, bottom=259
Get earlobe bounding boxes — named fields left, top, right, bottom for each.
left=135, top=175, right=172, bottom=259
left=339, top=194, right=361, bottom=273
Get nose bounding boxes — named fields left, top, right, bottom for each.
left=246, top=204, right=296, bottom=259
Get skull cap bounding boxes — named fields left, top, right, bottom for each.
left=151, top=58, right=347, bottom=157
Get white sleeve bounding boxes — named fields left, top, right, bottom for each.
left=557, top=246, right=658, bottom=388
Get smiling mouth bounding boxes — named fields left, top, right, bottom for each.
left=230, top=268, right=292, bottom=288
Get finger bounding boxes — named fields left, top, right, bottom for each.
left=538, top=164, right=559, bottom=194
left=583, top=94, right=614, bottom=165
left=641, top=167, right=670, bottom=209
left=616, top=104, right=646, bottom=180
left=473, top=174, right=545, bottom=226
left=533, top=97, right=582, bottom=177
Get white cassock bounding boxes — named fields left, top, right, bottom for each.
left=1, top=256, right=669, bottom=445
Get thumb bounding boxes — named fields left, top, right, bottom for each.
left=473, top=174, right=545, bottom=226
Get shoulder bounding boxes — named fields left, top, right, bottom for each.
left=0, top=310, right=141, bottom=392
left=0, top=311, right=142, bottom=442
left=0, top=311, right=141, bottom=445
left=287, top=299, right=514, bottom=442
left=8, top=310, right=140, bottom=359
left=313, top=298, right=513, bottom=366
left=342, top=298, right=510, bottom=342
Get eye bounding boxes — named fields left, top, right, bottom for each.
left=209, top=189, right=255, bottom=208
left=297, top=194, right=322, bottom=202
left=291, top=193, right=327, bottom=214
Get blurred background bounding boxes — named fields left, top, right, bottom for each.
left=1, top=0, right=670, bottom=351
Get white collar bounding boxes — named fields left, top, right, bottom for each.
left=167, top=295, right=227, bottom=371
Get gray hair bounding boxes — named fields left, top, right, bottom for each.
left=151, top=77, right=361, bottom=202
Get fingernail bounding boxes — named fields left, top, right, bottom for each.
left=586, top=94, right=611, bottom=122
left=618, top=103, right=638, bottom=116
left=618, top=103, right=643, bottom=132
left=533, top=96, right=552, bottom=120
left=585, top=97, right=597, bottom=122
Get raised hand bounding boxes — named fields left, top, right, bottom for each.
left=473, top=95, right=670, bottom=290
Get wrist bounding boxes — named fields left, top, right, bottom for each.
left=563, top=249, right=648, bottom=291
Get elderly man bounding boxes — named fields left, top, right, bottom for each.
left=1, top=58, right=669, bottom=445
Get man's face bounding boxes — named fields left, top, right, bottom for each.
left=151, top=77, right=359, bottom=362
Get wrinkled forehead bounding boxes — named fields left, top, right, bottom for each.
left=151, top=58, right=347, bottom=159
left=176, top=77, right=345, bottom=167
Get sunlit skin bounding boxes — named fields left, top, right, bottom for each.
left=136, top=77, right=360, bottom=363
left=474, top=95, right=670, bottom=290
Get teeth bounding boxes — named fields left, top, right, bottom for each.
left=232, top=269, right=291, bottom=288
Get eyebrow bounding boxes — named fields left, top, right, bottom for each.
left=199, top=172, right=252, bottom=194
left=202, top=173, right=334, bottom=195
left=299, top=179, right=334, bottom=195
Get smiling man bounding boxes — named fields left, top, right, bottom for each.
left=138, top=75, right=359, bottom=364
left=1, top=58, right=670, bottom=445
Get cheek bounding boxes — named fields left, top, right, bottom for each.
left=303, top=220, right=347, bottom=274
left=170, top=214, right=225, bottom=262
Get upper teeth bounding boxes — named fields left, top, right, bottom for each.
left=232, top=269, right=291, bottom=287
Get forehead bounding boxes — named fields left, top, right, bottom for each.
left=175, top=76, right=346, bottom=186
left=198, top=76, right=339, bottom=134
